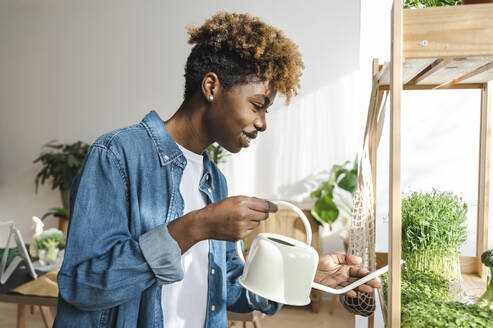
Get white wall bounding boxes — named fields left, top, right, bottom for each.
left=0, top=0, right=363, bottom=244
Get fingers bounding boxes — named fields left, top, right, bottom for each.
left=344, top=290, right=357, bottom=298
left=323, top=254, right=362, bottom=266
left=348, top=267, right=382, bottom=288
left=366, top=277, right=381, bottom=288
left=345, top=255, right=362, bottom=266
left=349, top=267, right=370, bottom=278
left=339, top=279, right=374, bottom=296
left=247, top=197, right=278, bottom=214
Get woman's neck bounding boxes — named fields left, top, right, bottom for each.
left=164, top=98, right=211, bottom=154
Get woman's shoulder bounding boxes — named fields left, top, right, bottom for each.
left=92, top=123, right=147, bottom=150
left=89, top=123, right=159, bottom=169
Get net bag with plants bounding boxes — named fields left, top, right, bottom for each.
left=339, top=73, right=388, bottom=316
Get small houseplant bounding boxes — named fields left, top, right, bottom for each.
left=34, top=141, right=90, bottom=224
left=310, top=158, right=358, bottom=228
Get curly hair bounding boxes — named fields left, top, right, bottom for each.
left=184, top=12, right=304, bottom=104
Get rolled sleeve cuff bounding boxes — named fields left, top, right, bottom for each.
left=139, top=224, right=184, bottom=284
left=246, top=290, right=283, bottom=316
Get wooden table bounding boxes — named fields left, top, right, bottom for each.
left=0, top=265, right=56, bottom=328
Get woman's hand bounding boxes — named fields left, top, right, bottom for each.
left=314, top=254, right=381, bottom=297
left=200, top=196, right=278, bottom=241
left=168, top=196, right=277, bottom=253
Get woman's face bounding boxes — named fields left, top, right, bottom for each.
left=205, top=80, right=277, bottom=153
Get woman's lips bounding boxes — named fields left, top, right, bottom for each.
left=241, top=132, right=251, bottom=148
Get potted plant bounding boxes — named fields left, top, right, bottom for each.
left=310, top=158, right=358, bottom=228
left=33, top=140, right=90, bottom=231
left=401, top=189, right=467, bottom=282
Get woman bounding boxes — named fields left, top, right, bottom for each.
left=54, top=12, right=379, bottom=328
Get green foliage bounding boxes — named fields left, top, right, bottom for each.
left=383, top=268, right=493, bottom=327
left=404, top=0, right=461, bottom=8
left=402, top=190, right=467, bottom=281
left=481, top=249, right=493, bottom=268
left=34, top=141, right=90, bottom=193
left=476, top=249, right=493, bottom=309
left=401, top=301, right=493, bottom=328
left=206, top=143, right=229, bottom=165
left=383, top=268, right=450, bottom=304
left=310, top=158, right=358, bottom=225
left=40, top=207, right=70, bottom=221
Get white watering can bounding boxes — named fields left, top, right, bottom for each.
left=236, top=200, right=400, bottom=306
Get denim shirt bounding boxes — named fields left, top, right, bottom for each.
left=53, top=110, right=281, bottom=328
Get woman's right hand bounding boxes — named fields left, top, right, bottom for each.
left=168, top=196, right=277, bottom=253
left=199, top=196, right=278, bottom=241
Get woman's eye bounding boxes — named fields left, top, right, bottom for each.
left=252, top=103, right=268, bottom=114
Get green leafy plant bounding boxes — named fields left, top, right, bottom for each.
left=383, top=267, right=493, bottom=327
left=206, top=142, right=229, bottom=165
left=402, top=190, right=467, bottom=281
left=476, top=249, right=493, bottom=309
left=36, top=228, right=66, bottom=264
left=404, top=0, right=461, bottom=8
left=34, top=140, right=90, bottom=220
left=383, top=268, right=451, bottom=305
left=310, top=158, right=358, bottom=226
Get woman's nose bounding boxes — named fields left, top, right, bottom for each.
left=254, top=114, right=267, bottom=132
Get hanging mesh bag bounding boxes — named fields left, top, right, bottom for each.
left=339, top=75, right=388, bottom=317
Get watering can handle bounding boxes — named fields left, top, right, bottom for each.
left=236, top=200, right=312, bottom=263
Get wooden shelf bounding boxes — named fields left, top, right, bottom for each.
left=370, top=5, right=493, bottom=326
left=463, top=273, right=486, bottom=299
left=379, top=56, right=493, bottom=89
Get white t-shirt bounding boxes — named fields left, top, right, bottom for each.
left=162, top=144, right=209, bottom=328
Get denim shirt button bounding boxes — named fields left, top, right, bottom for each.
left=208, top=188, right=212, bottom=193
left=211, top=305, right=215, bottom=311
left=164, top=155, right=169, bottom=160
left=211, top=269, right=215, bottom=275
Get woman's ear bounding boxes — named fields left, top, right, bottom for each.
left=202, top=72, right=220, bottom=103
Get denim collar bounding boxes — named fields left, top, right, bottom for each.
left=140, top=110, right=214, bottom=182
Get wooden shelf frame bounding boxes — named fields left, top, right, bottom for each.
left=373, top=2, right=493, bottom=327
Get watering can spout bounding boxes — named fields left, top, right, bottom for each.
left=311, top=260, right=405, bottom=295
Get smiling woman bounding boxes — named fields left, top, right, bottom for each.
left=53, top=11, right=379, bottom=328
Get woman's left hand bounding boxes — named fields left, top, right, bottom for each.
left=314, top=254, right=381, bottom=297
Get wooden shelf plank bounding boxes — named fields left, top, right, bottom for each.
left=462, top=63, right=493, bottom=84
left=379, top=83, right=483, bottom=90
left=417, top=57, right=493, bottom=85
left=462, top=272, right=486, bottom=299
left=403, top=4, right=493, bottom=58
left=380, top=58, right=435, bottom=85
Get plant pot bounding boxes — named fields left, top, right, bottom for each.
left=461, top=0, right=493, bottom=4
left=39, top=248, right=59, bottom=266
